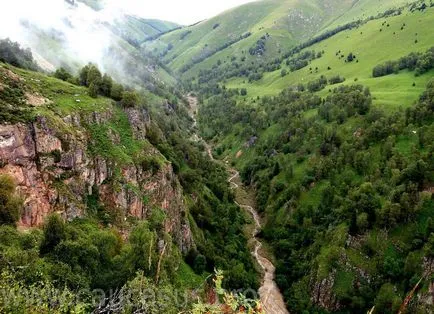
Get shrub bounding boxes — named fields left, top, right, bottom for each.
left=307, top=75, right=328, bottom=92
left=40, top=214, right=66, bottom=255
left=121, top=91, right=140, bottom=107
left=329, top=75, right=345, bottom=85
left=110, top=83, right=124, bottom=101
left=88, top=81, right=99, bottom=98
left=0, top=175, right=22, bottom=225
left=54, top=67, right=72, bottom=81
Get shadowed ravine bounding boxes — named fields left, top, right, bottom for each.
left=187, top=94, right=289, bottom=314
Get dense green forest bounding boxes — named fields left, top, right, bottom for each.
left=0, top=39, right=258, bottom=313
left=198, top=75, right=434, bottom=313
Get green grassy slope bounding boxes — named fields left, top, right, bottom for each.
left=226, top=5, right=434, bottom=108
left=146, top=0, right=414, bottom=76
left=111, top=16, right=179, bottom=45
left=324, top=0, right=412, bottom=29
left=146, top=0, right=360, bottom=72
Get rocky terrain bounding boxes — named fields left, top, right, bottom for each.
left=0, top=64, right=193, bottom=252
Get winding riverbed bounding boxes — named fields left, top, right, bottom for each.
left=187, top=95, right=288, bottom=314
left=228, top=170, right=289, bottom=314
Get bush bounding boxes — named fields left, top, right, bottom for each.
left=40, top=214, right=66, bottom=255
left=121, top=91, right=140, bottom=107
left=54, top=67, right=72, bottom=81
left=307, top=75, right=328, bottom=92
left=375, top=283, right=402, bottom=314
left=0, top=175, right=22, bottom=225
left=110, top=83, right=124, bottom=101
left=372, top=46, right=434, bottom=77
left=329, top=75, right=345, bottom=85
left=193, top=254, right=207, bottom=274
left=88, top=81, right=99, bottom=98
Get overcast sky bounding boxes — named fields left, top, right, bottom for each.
left=106, top=0, right=256, bottom=25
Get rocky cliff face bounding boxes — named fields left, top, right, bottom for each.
left=310, top=269, right=341, bottom=312
left=0, top=107, right=193, bottom=252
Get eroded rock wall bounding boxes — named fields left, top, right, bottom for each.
left=0, top=108, right=193, bottom=252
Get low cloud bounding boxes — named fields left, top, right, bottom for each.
left=0, top=0, right=129, bottom=72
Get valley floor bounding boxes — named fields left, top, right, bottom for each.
left=187, top=95, right=289, bottom=313
left=229, top=170, right=289, bottom=314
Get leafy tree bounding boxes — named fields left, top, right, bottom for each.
left=86, top=64, right=102, bottom=87
left=79, top=64, right=90, bottom=86
left=40, top=214, right=66, bottom=255
left=88, top=81, right=99, bottom=98
left=100, top=74, right=113, bottom=97
left=121, top=90, right=140, bottom=107
left=110, top=83, right=124, bottom=101
left=54, top=67, right=72, bottom=81
left=0, top=38, right=38, bottom=70
left=0, top=175, right=22, bottom=225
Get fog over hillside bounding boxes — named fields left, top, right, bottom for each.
left=0, top=0, right=125, bottom=70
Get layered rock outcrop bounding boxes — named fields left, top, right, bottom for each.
left=0, top=108, right=193, bottom=252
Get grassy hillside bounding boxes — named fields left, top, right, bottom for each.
left=226, top=5, right=434, bottom=108
left=146, top=0, right=354, bottom=72
left=324, top=0, right=412, bottom=29
left=111, top=16, right=180, bottom=46
left=146, top=0, right=414, bottom=77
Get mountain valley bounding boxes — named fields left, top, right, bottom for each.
left=1, top=0, right=434, bottom=313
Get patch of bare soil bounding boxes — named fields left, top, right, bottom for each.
left=25, top=92, right=50, bottom=107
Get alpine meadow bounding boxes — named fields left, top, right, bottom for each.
left=0, top=0, right=434, bottom=313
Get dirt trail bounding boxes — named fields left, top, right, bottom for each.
left=186, top=94, right=289, bottom=313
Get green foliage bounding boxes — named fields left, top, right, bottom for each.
left=121, top=90, right=140, bottom=107
left=375, top=283, right=402, bottom=314
left=110, top=82, right=124, bottom=100
left=86, top=64, right=102, bottom=87
left=88, top=81, right=98, bottom=98
left=192, top=270, right=263, bottom=314
left=373, top=46, right=434, bottom=77
left=54, top=67, right=72, bottom=82
left=100, top=73, right=113, bottom=97
left=0, top=269, right=89, bottom=313
left=0, top=39, right=38, bottom=70
left=249, top=34, right=268, bottom=56
left=307, top=75, right=328, bottom=92
left=0, top=67, right=33, bottom=123
left=286, top=50, right=323, bottom=72
left=199, top=77, right=434, bottom=312
left=0, top=175, right=22, bottom=226
left=40, top=214, right=66, bottom=255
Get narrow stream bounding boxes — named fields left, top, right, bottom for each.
left=187, top=95, right=289, bottom=314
